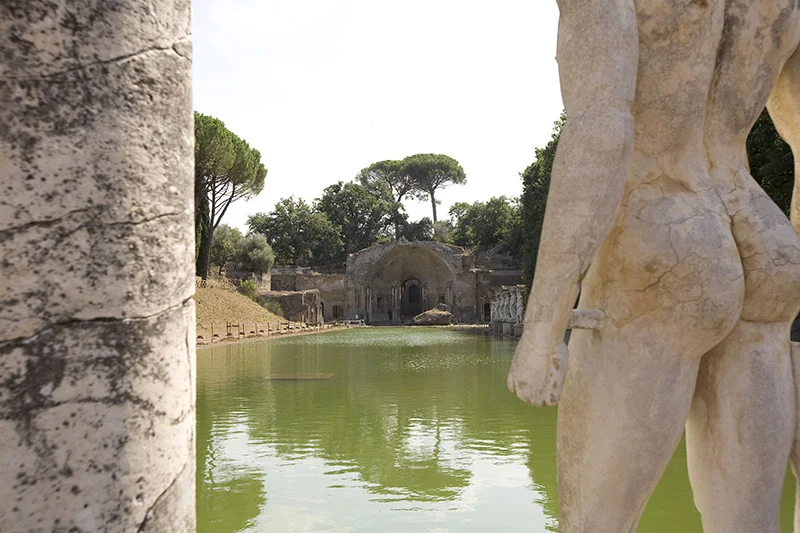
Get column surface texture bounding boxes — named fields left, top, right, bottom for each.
left=0, top=1, right=195, bottom=531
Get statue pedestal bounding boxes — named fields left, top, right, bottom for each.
left=502, top=322, right=513, bottom=336
left=513, top=325, right=523, bottom=338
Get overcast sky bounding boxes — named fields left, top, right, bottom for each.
left=193, top=0, right=564, bottom=231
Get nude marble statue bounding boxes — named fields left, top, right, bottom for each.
left=515, top=287, right=525, bottom=325
left=508, top=1, right=800, bottom=531
left=509, top=290, right=518, bottom=323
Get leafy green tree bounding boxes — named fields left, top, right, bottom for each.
left=234, top=233, right=275, bottom=275
left=195, top=192, right=210, bottom=262
left=316, top=181, right=394, bottom=256
left=357, top=159, right=414, bottom=202
left=248, top=198, right=343, bottom=267
left=402, top=217, right=434, bottom=242
left=195, top=112, right=267, bottom=279
left=747, top=108, right=794, bottom=216
left=449, top=197, right=522, bottom=256
left=520, top=112, right=565, bottom=292
left=448, top=202, right=472, bottom=241
left=402, top=154, right=467, bottom=223
left=308, top=214, right=345, bottom=267
left=209, top=224, right=243, bottom=275
left=432, top=220, right=455, bottom=244
left=357, top=159, right=414, bottom=239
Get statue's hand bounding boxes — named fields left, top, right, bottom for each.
left=507, top=334, right=568, bottom=407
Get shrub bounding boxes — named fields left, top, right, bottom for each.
left=235, top=233, right=275, bottom=274
left=238, top=279, right=258, bottom=300
left=262, top=300, right=283, bottom=316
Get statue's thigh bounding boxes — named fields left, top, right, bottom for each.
left=556, top=325, right=702, bottom=533
left=686, top=320, right=794, bottom=533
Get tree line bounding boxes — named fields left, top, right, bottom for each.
left=236, top=186, right=524, bottom=270
left=194, top=111, right=510, bottom=274
left=234, top=154, right=526, bottom=270
left=197, top=107, right=794, bottom=282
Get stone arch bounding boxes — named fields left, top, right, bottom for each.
left=360, top=244, right=457, bottom=323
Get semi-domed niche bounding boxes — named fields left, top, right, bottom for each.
left=349, top=243, right=459, bottom=324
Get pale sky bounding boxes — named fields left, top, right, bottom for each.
left=193, top=0, right=564, bottom=231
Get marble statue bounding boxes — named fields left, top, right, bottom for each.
left=508, top=287, right=517, bottom=322
left=515, top=287, right=525, bottom=325
left=508, top=1, right=800, bottom=532
left=1, top=2, right=195, bottom=532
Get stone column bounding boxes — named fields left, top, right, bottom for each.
left=395, top=285, right=402, bottom=322
left=0, top=2, right=195, bottom=532
left=366, top=286, right=372, bottom=323
left=392, top=286, right=400, bottom=323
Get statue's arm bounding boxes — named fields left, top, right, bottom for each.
left=522, top=0, right=639, bottom=348
left=767, top=46, right=800, bottom=234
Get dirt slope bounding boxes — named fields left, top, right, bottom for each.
left=195, top=284, right=283, bottom=339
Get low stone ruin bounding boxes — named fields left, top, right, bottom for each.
left=413, top=304, right=455, bottom=326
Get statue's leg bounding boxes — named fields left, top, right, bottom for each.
left=791, top=341, right=800, bottom=533
left=769, top=44, right=800, bottom=533
left=685, top=320, right=794, bottom=533
left=556, top=324, right=703, bottom=533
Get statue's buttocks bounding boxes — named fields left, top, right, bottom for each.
left=724, top=170, right=800, bottom=323
left=580, top=0, right=800, bottom=337
left=583, top=173, right=745, bottom=351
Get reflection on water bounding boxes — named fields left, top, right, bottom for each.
left=197, top=328, right=795, bottom=533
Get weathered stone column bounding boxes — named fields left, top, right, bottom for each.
left=366, top=286, right=372, bottom=323
left=393, top=286, right=401, bottom=323
left=0, top=2, right=195, bottom=532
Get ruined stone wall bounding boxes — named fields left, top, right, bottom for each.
left=453, top=272, right=479, bottom=323
left=266, top=244, right=520, bottom=325
left=270, top=269, right=346, bottom=321
left=226, top=267, right=272, bottom=292
left=474, top=250, right=522, bottom=270
left=0, top=2, right=195, bottom=531
left=261, top=290, right=322, bottom=324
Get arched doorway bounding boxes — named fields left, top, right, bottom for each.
left=402, top=278, right=423, bottom=318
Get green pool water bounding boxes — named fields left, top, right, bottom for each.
left=197, top=327, right=796, bottom=532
